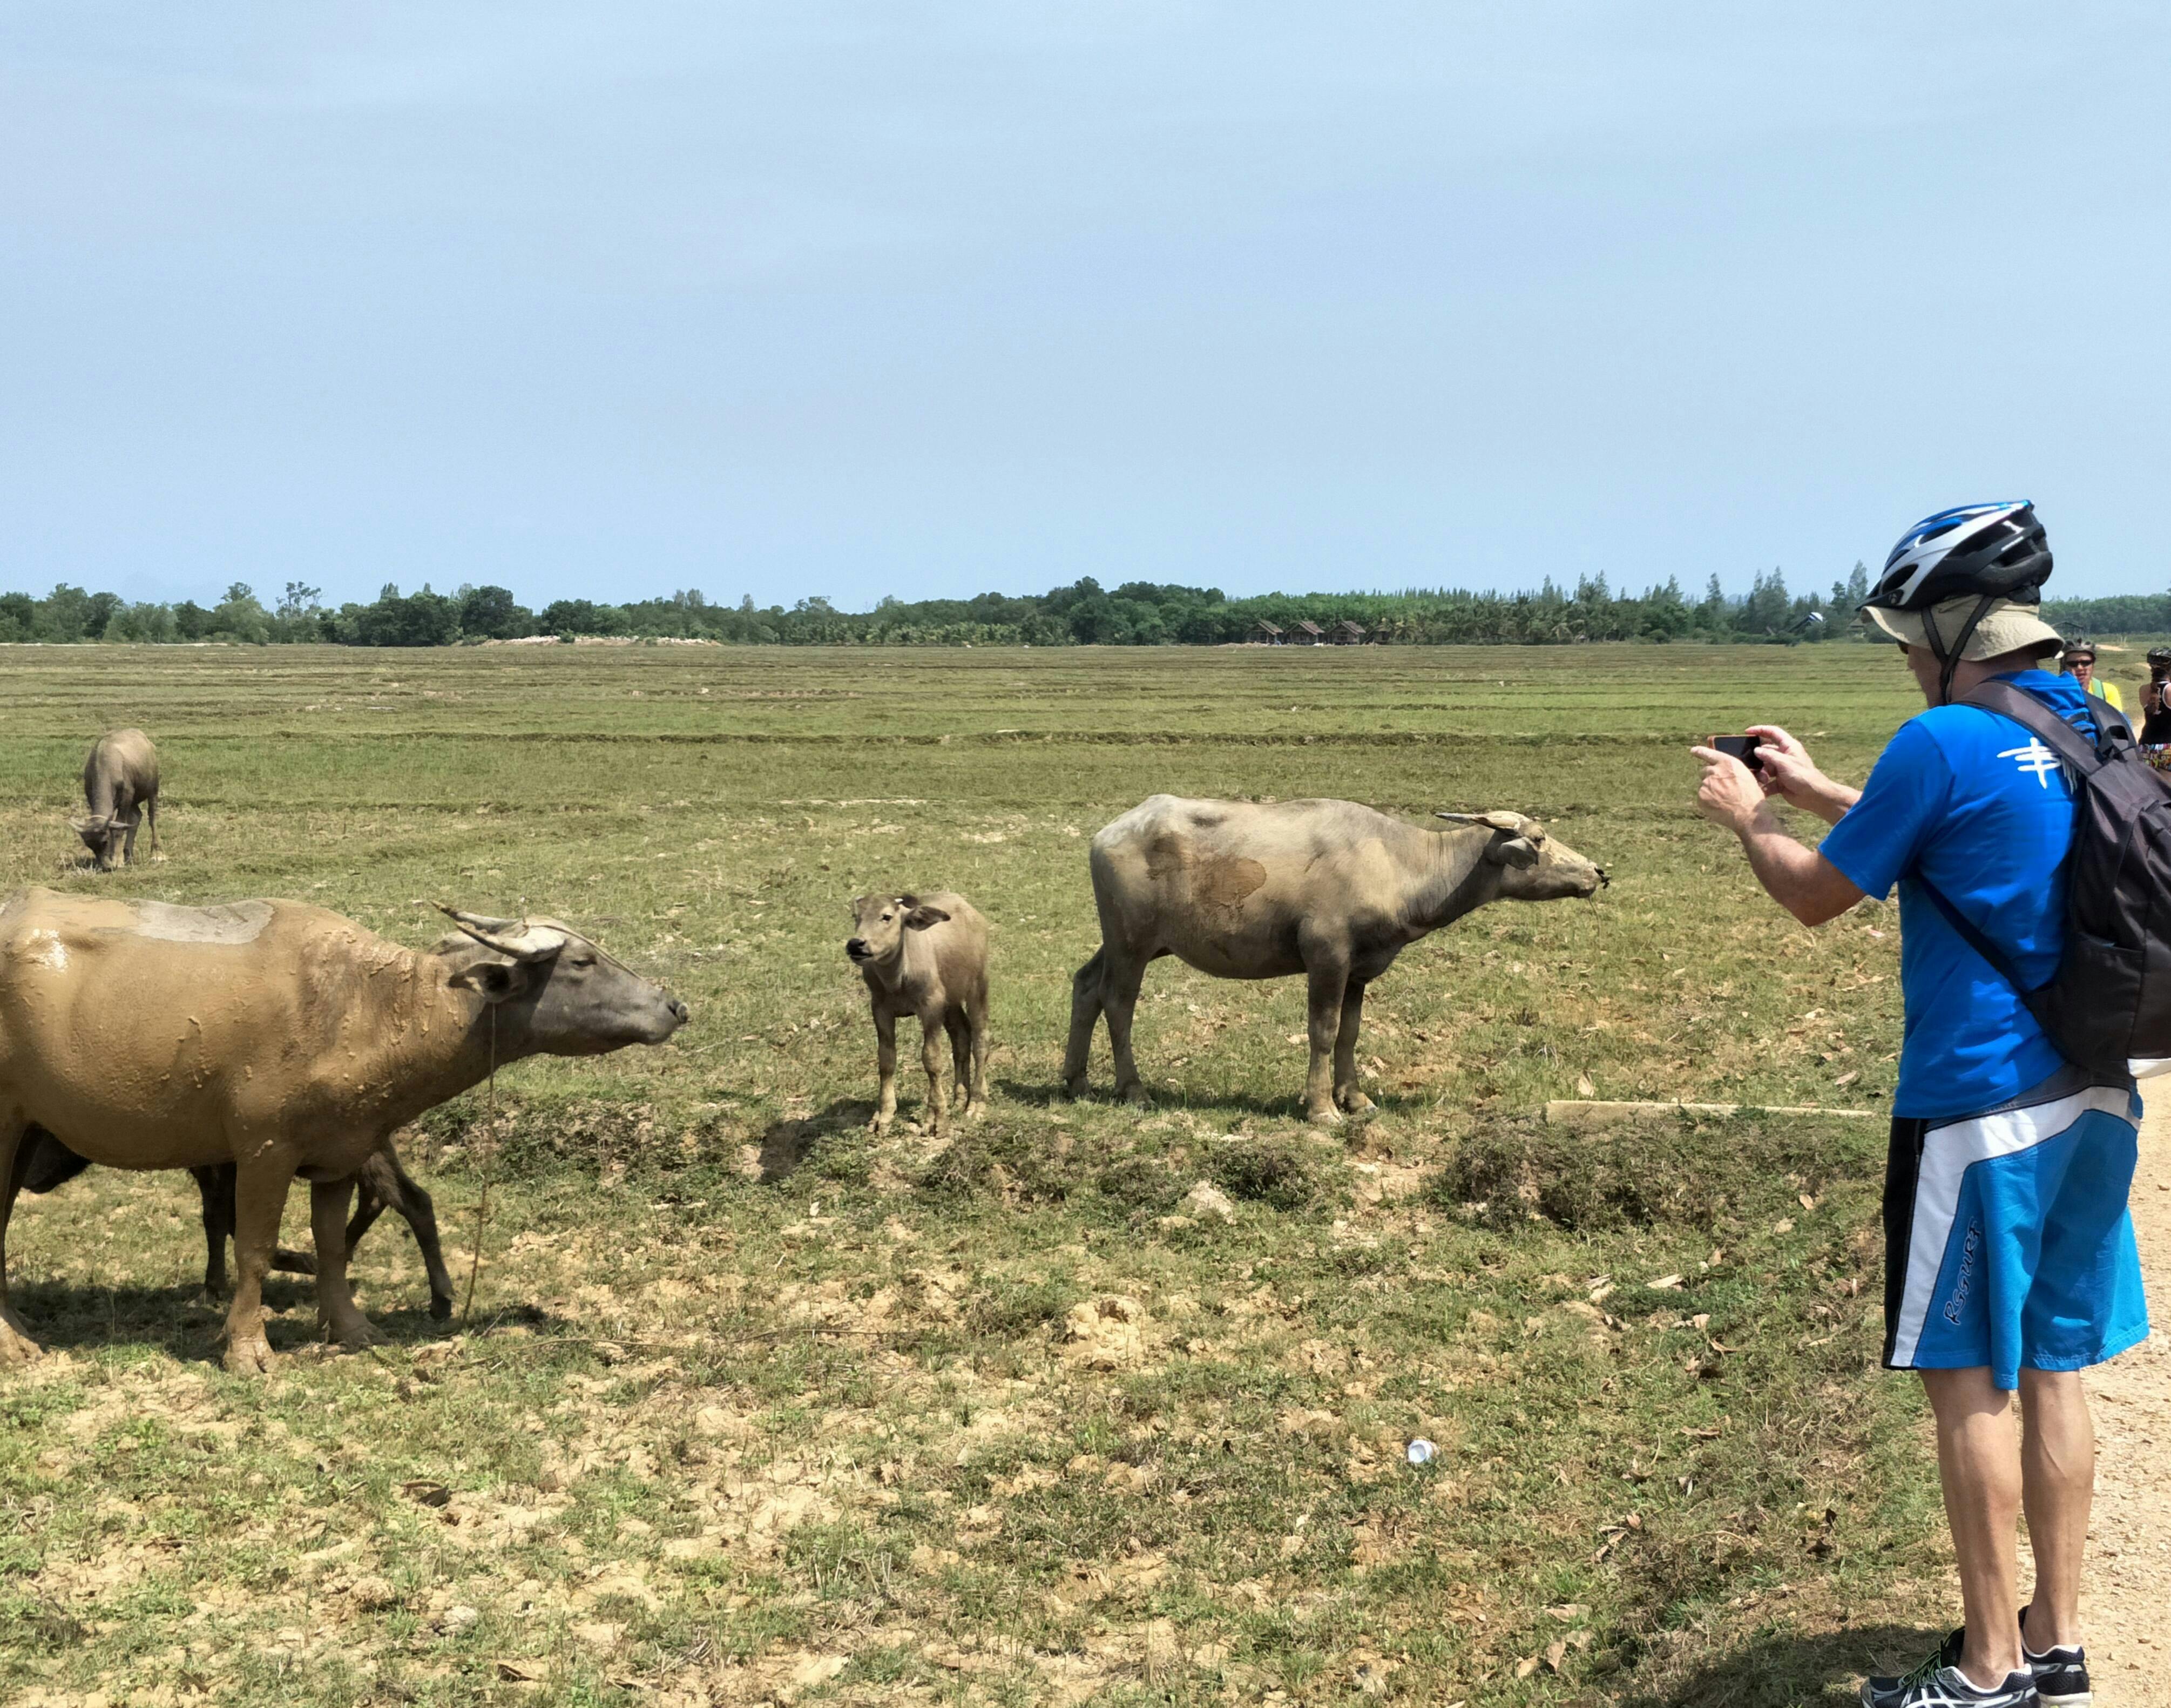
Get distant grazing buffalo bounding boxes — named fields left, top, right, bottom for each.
left=0, top=894, right=687, bottom=1372
left=1064, top=796, right=1606, bottom=1123
left=73, top=728, right=160, bottom=871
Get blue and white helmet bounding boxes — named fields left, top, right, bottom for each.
left=1864, top=502, right=2052, bottom=612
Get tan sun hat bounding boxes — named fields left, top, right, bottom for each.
left=1858, top=593, right=2065, bottom=660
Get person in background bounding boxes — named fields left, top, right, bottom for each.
left=1694, top=502, right=2145, bottom=1708
left=2140, top=645, right=2171, bottom=747
left=2059, top=639, right=2123, bottom=711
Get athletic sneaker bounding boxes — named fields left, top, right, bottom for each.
left=1867, top=1623, right=2084, bottom=1701
left=2021, top=1636, right=2089, bottom=1707
left=1861, top=1632, right=2038, bottom=1708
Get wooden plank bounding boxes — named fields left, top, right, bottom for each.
left=1544, top=1098, right=1882, bottom=1128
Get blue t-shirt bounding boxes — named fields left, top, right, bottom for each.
left=1817, top=670, right=2095, bottom=1119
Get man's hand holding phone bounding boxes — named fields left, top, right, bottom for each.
left=1690, top=737, right=1770, bottom=834
left=1741, top=725, right=1859, bottom=825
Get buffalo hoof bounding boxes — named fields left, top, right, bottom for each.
left=326, top=1314, right=386, bottom=1352
left=963, top=1100, right=989, bottom=1123
left=429, top=1293, right=454, bottom=1323
left=1119, top=1084, right=1151, bottom=1110
left=1061, top=1076, right=1089, bottom=1102
left=224, top=1332, right=276, bottom=1376
left=1335, top=1089, right=1377, bottom=1116
left=1304, top=1104, right=1344, bottom=1128
left=868, top=1112, right=895, bottom=1135
left=0, top=1317, right=42, bottom=1365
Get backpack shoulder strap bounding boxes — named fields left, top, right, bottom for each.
left=1913, top=874, right=2037, bottom=996
left=1960, top=679, right=2122, bottom=770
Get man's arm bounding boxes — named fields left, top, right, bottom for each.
left=1693, top=747, right=1865, bottom=926
left=1735, top=808, right=1865, bottom=926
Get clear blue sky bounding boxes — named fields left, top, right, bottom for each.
left=3, top=4, right=2165, bottom=610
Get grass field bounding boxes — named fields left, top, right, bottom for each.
left=0, top=640, right=1991, bottom=1705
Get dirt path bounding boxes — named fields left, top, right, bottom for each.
left=2078, top=1099, right=2171, bottom=1704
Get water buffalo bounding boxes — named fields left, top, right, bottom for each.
left=845, top=891, right=991, bottom=1135
left=72, top=729, right=160, bottom=872
left=0, top=894, right=687, bottom=1372
left=1063, top=796, right=1606, bottom=1123
left=17, top=1128, right=456, bottom=1320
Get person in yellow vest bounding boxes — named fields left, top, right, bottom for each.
left=2060, top=639, right=2123, bottom=711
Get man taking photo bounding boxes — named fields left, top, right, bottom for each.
left=1692, top=502, right=2148, bottom=1708
left=2140, top=646, right=2171, bottom=748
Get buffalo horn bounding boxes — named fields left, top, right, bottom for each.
left=1433, top=810, right=1526, bottom=832
left=439, top=905, right=516, bottom=931
left=436, top=903, right=568, bottom=963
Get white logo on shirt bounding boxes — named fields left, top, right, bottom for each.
left=1998, top=739, right=2061, bottom=787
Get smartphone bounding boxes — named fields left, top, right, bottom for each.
left=1712, top=734, right=1764, bottom=772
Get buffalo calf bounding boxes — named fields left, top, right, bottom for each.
left=19, top=1129, right=455, bottom=1320
left=845, top=891, right=990, bottom=1136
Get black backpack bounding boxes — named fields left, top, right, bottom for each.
left=1915, top=680, right=2171, bottom=1076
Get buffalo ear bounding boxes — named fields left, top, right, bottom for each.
left=903, top=905, right=950, bottom=930
left=449, top=959, right=532, bottom=1003
left=1485, top=835, right=1541, bottom=870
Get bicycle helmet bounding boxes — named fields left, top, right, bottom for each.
left=1865, top=502, right=2051, bottom=611
left=2147, top=646, right=2171, bottom=670
left=1861, top=502, right=2054, bottom=702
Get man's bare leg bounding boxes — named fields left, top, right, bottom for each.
left=1920, top=1368, right=2026, bottom=1687
left=2017, top=1368, right=2093, bottom=1653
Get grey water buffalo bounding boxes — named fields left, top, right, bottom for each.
left=846, top=892, right=990, bottom=1136
left=0, top=893, right=687, bottom=1372
left=18, top=1129, right=457, bottom=1320
left=73, top=728, right=161, bottom=872
left=1063, top=796, right=1606, bottom=1123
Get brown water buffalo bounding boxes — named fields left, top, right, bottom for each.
left=73, top=729, right=160, bottom=872
left=0, top=894, right=687, bottom=1372
left=846, top=890, right=990, bottom=1135
left=1063, top=796, right=1606, bottom=1123
left=17, top=1128, right=457, bottom=1320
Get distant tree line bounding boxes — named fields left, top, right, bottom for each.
left=2038, top=590, right=2171, bottom=637
left=1, top=569, right=2160, bottom=648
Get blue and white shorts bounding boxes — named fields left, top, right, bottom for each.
left=1884, top=1070, right=2150, bottom=1390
